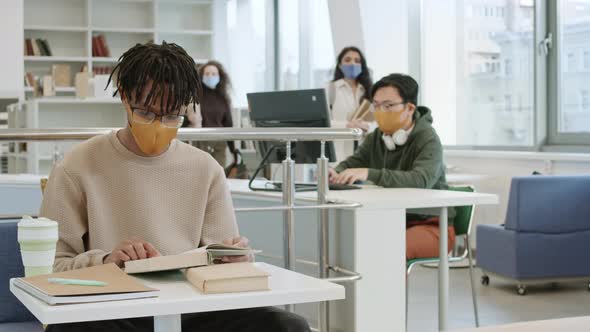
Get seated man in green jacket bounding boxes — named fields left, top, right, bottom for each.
left=329, top=73, right=454, bottom=259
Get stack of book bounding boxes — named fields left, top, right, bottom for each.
left=125, top=243, right=269, bottom=294
left=25, top=38, right=52, bottom=56
left=92, top=35, right=111, bottom=57
left=93, top=66, right=115, bottom=75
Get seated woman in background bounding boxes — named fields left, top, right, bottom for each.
left=326, top=46, right=374, bottom=159
left=193, top=60, right=236, bottom=167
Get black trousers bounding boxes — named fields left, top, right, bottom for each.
left=46, top=307, right=310, bottom=332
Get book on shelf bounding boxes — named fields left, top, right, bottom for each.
left=91, top=36, right=98, bottom=57
left=25, top=38, right=33, bottom=56
left=92, top=35, right=111, bottom=58
left=31, top=39, right=41, bottom=56
left=25, top=38, right=53, bottom=56
left=92, top=66, right=114, bottom=75
left=41, top=39, right=52, bottom=56
left=185, top=263, right=270, bottom=294
left=98, top=35, right=111, bottom=57
left=124, top=244, right=260, bottom=274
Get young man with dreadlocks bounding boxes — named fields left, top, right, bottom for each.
left=40, top=42, right=311, bottom=332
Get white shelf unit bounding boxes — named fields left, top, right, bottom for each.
left=6, top=98, right=126, bottom=174
left=23, top=0, right=216, bottom=99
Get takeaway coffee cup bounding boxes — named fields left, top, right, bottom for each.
left=17, top=216, right=58, bottom=276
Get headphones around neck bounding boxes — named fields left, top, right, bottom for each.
left=381, top=129, right=409, bottom=151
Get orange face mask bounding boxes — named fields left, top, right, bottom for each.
left=126, top=108, right=178, bottom=156
left=374, top=107, right=413, bottom=135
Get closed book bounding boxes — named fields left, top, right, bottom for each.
left=185, top=263, right=270, bottom=294
left=25, top=38, right=33, bottom=56
left=52, top=64, right=71, bottom=87
left=92, top=36, right=99, bottom=57
left=41, top=39, right=52, bottom=56
left=36, top=39, right=48, bottom=56
left=11, top=263, right=159, bottom=305
left=31, top=39, right=41, bottom=56
left=98, top=35, right=110, bottom=57
left=124, top=244, right=261, bottom=274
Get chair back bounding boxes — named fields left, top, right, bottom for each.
left=0, top=220, right=36, bottom=323
left=448, top=185, right=475, bottom=236
left=505, top=175, right=590, bottom=233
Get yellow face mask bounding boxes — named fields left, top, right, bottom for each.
left=374, top=107, right=413, bottom=136
left=126, top=108, right=178, bottom=156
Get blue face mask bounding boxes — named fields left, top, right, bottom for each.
left=340, top=63, right=362, bottom=79
left=203, top=75, right=220, bottom=89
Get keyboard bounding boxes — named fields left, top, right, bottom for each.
left=270, top=182, right=361, bottom=191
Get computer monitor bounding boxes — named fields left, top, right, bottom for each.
left=247, top=89, right=337, bottom=164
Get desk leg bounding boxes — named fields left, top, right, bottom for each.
left=154, top=314, right=181, bottom=332
left=438, top=207, right=449, bottom=331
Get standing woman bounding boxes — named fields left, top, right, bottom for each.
left=327, top=46, right=374, bottom=159
left=195, top=60, right=236, bottom=167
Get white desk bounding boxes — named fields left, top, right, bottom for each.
left=229, top=179, right=498, bottom=332
left=10, top=263, right=344, bottom=332
left=453, top=316, right=590, bottom=332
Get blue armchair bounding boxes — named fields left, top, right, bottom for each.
left=0, top=220, right=44, bottom=331
left=477, top=175, right=590, bottom=295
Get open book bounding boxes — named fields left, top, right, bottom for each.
left=124, top=244, right=261, bottom=274
left=11, top=264, right=158, bottom=305
left=185, top=263, right=270, bottom=294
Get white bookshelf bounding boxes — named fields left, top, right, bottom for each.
left=23, top=0, right=216, bottom=98
left=6, top=98, right=127, bottom=174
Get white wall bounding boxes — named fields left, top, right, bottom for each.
left=0, top=0, right=23, bottom=100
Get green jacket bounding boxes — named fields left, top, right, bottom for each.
left=335, top=106, right=455, bottom=222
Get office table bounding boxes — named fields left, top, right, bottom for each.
left=10, top=263, right=344, bottom=332
left=229, top=180, right=498, bottom=331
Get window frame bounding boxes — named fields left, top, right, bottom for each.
left=547, top=0, right=590, bottom=145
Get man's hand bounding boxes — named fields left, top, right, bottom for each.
left=333, top=168, right=368, bottom=185
left=220, top=236, right=254, bottom=263
left=328, top=168, right=339, bottom=183
left=103, top=238, right=161, bottom=267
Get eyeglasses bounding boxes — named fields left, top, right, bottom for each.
left=369, top=101, right=406, bottom=113
left=131, top=108, right=185, bottom=128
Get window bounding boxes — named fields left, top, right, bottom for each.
left=582, top=90, right=590, bottom=112
left=421, top=0, right=535, bottom=146
left=567, top=52, right=577, bottom=72
left=504, top=58, right=513, bottom=76
left=225, top=0, right=273, bottom=107
left=556, top=0, right=590, bottom=135
left=278, top=0, right=334, bottom=90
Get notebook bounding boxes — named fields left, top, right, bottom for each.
left=124, top=244, right=261, bottom=274
left=185, top=262, right=270, bottom=294
left=11, top=264, right=158, bottom=305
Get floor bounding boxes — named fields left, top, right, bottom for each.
left=407, top=265, right=590, bottom=331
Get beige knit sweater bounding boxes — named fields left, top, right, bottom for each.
left=40, top=131, right=239, bottom=272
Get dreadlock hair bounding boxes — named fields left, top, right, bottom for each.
left=107, top=41, right=202, bottom=115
